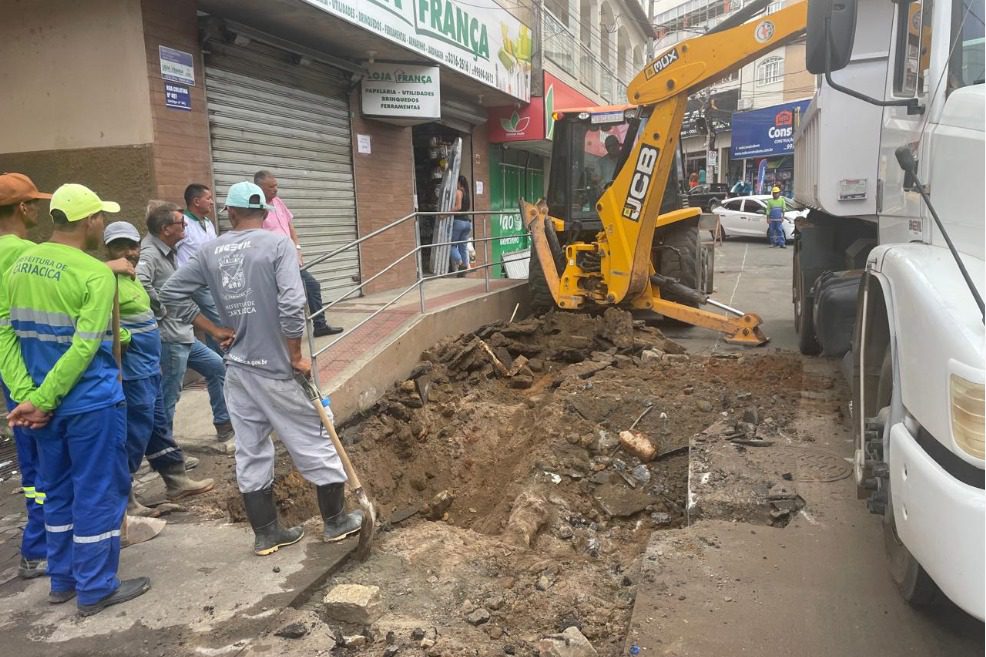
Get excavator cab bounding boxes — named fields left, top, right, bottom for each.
left=545, top=105, right=684, bottom=232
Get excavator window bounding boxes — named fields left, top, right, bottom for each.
left=546, top=109, right=645, bottom=228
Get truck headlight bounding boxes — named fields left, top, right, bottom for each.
left=950, top=374, right=985, bottom=459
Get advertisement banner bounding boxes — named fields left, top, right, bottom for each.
left=487, top=72, right=594, bottom=143
left=362, top=63, right=441, bottom=121
left=730, top=99, right=810, bottom=159
left=302, top=0, right=532, bottom=101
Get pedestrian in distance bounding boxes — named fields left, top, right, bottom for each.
left=160, top=181, right=363, bottom=556
left=450, top=175, right=472, bottom=278
left=253, top=170, right=343, bottom=337
left=0, top=172, right=50, bottom=580
left=0, top=183, right=150, bottom=616
left=103, top=221, right=214, bottom=516
left=137, top=202, right=235, bottom=442
left=764, top=186, right=789, bottom=248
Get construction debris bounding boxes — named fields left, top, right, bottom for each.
left=323, top=584, right=383, bottom=625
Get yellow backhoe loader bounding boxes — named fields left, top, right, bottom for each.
left=523, top=0, right=808, bottom=345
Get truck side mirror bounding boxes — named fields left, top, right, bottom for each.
left=806, top=0, right=858, bottom=73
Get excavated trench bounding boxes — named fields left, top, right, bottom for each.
left=192, top=310, right=805, bottom=655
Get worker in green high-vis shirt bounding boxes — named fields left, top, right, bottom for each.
left=0, top=183, right=151, bottom=616
left=764, top=186, right=789, bottom=248
left=0, top=172, right=51, bottom=581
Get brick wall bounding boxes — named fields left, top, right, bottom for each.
left=141, top=0, right=213, bottom=207
left=350, top=91, right=417, bottom=295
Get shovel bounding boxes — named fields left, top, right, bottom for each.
left=295, top=374, right=376, bottom=561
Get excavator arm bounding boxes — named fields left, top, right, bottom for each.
left=523, top=0, right=807, bottom=345
left=605, top=0, right=807, bottom=303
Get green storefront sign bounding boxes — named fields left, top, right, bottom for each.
left=488, top=148, right=544, bottom=278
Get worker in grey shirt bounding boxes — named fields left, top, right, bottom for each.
left=159, top=181, right=362, bottom=556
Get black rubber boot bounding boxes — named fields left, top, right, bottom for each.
left=242, top=488, right=304, bottom=556
left=77, top=577, right=151, bottom=617
left=317, top=483, right=363, bottom=543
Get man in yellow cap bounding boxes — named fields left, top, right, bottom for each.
left=0, top=172, right=51, bottom=580
left=764, top=186, right=789, bottom=248
left=0, top=183, right=150, bottom=616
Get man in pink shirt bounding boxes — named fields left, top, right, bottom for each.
left=253, top=170, right=342, bottom=337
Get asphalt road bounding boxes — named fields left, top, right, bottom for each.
left=660, top=235, right=798, bottom=353
left=635, top=237, right=984, bottom=656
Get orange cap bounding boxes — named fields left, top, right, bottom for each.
left=0, top=173, right=53, bottom=206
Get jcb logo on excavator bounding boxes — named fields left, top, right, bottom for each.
left=622, top=146, right=658, bottom=221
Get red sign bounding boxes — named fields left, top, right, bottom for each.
left=487, top=72, right=594, bottom=143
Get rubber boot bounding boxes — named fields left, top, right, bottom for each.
left=159, top=461, right=215, bottom=501
left=317, top=483, right=363, bottom=543
left=128, top=488, right=160, bottom=518
left=242, top=487, right=304, bottom=556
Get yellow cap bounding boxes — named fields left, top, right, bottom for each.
left=771, top=186, right=781, bottom=193
left=50, top=183, right=120, bottom=222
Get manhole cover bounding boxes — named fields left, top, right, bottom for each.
left=787, top=446, right=852, bottom=482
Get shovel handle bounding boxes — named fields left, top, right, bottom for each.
left=296, top=374, right=362, bottom=491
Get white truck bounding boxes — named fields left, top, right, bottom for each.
left=793, top=0, right=984, bottom=619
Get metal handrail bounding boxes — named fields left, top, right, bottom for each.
left=305, top=209, right=531, bottom=388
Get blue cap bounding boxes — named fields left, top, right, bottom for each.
left=224, top=181, right=269, bottom=210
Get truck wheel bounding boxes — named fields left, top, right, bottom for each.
left=876, top=347, right=940, bottom=606
left=793, top=249, right=822, bottom=355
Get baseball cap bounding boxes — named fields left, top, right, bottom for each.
left=224, top=181, right=269, bottom=210
left=103, top=221, right=141, bottom=245
left=50, top=183, right=120, bottom=222
left=0, top=173, right=52, bottom=205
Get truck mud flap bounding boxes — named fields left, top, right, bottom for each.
left=812, top=271, right=864, bottom=357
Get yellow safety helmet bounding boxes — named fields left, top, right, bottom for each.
left=771, top=186, right=781, bottom=193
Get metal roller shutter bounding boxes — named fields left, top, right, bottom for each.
left=204, top=52, right=359, bottom=302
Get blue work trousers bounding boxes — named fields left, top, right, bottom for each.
left=160, top=339, right=229, bottom=431
left=4, top=384, right=46, bottom=561
left=123, top=374, right=184, bottom=475
left=30, top=403, right=129, bottom=605
left=768, top=220, right=786, bottom=247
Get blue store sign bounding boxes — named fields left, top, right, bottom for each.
left=730, top=99, right=811, bottom=159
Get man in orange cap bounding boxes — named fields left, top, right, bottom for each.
left=0, top=183, right=150, bottom=616
left=0, top=173, right=51, bottom=580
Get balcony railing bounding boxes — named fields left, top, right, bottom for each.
left=543, top=10, right=576, bottom=76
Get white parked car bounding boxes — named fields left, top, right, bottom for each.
left=711, top=195, right=807, bottom=242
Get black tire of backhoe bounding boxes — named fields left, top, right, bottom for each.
left=657, top=219, right=702, bottom=305
left=654, top=219, right=702, bottom=328
left=528, top=223, right=564, bottom=315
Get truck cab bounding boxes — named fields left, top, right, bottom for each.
left=794, top=0, right=984, bottom=619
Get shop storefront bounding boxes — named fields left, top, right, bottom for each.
left=486, top=72, right=594, bottom=277
left=730, top=98, right=811, bottom=195
left=202, top=31, right=361, bottom=301
left=2, top=0, right=534, bottom=296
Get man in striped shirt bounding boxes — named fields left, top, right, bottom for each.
left=0, top=184, right=150, bottom=616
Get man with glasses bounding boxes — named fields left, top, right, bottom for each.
left=137, top=203, right=233, bottom=442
